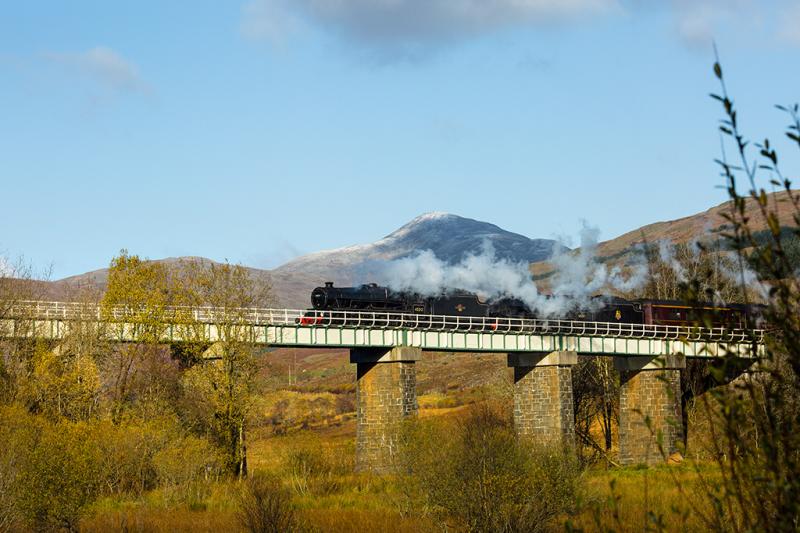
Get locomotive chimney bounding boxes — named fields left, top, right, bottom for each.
left=325, top=281, right=334, bottom=288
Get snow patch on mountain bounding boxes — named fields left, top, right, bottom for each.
left=274, top=212, right=562, bottom=286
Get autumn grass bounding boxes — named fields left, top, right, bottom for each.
left=82, top=464, right=432, bottom=533
left=571, top=462, right=723, bottom=532
left=78, top=393, right=722, bottom=533
left=78, top=411, right=741, bottom=533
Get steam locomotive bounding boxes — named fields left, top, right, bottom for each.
left=298, top=282, right=763, bottom=330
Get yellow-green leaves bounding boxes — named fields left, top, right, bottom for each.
left=101, top=251, right=171, bottom=344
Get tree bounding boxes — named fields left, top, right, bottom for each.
left=101, top=250, right=172, bottom=344
left=572, top=356, right=617, bottom=461
left=0, top=256, right=50, bottom=406
left=17, top=344, right=101, bottom=422
left=0, top=405, right=41, bottom=532
left=179, top=261, right=273, bottom=478
left=638, top=240, right=752, bottom=303
left=100, top=251, right=179, bottom=421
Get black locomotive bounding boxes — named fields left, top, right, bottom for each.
left=299, top=282, right=763, bottom=330
left=309, top=282, right=489, bottom=316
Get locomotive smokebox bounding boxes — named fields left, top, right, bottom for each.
left=311, top=287, right=329, bottom=309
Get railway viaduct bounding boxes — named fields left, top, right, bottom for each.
left=0, top=302, right=764, bottom=472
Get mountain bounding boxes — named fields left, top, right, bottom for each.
left=22, top=192, right=798, bottom=307
left=52, top=257, right=319, bottom=310
left=273, top=212, right=562, bottom=288
left=37, top=213, right=561, bottom=309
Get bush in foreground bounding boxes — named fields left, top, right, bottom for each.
left=236, top=472, right=305, bottom=533
left=400, top=403, right=583, bottom=532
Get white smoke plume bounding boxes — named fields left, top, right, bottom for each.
left=652, top=236, right=769, bottom=303
left=720, top=251, right=770, bottom=300
left=544, top=223, right=648, bottom=314
left=658, top=239, right=686, bottom=282
left=372, top=222, right=648, bottom=316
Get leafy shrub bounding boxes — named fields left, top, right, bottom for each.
left=401, top=404, right=582, bottom=532
left=0, top=405, right=43, bottom=532
left=15, top=420, right=104, bottom=532
left=18, top=347, right=101, bottom=422
left=89, top=413, right=181, bottom=496
left=154, top=435, right=222, bottom=504
left=236, top=472, right=303, bottom=533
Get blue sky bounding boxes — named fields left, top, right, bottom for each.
left=2, top=0, right=799, bottom=279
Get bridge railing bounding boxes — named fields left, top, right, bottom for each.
left=3, top=300, right=765, bottom=343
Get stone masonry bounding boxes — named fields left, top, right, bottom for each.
left=352, top=347, right=420, bottom=473
left=616, top=355, right=684, bottom=466
left=509, top=351, right=577, bottom=445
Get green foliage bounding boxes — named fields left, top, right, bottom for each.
left=154, top=435, right=222, bottom=504
left=175, top=261, right=272, bottom=479
left=401, top=404, right=582, bottom=532
left=101, top=251, right=171, bottom=344
left=693, top=55, right=800, bottom=532
left=747, top=227, right=800, bottom=279
left=17, top=345, right=101, bottom=421
left=15, top=420, right=103, bottom=532
left=236, top=472, right=304, bottom=533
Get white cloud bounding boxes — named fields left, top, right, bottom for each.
left=664, top=0, right=754, bottom=48
left=241, top=0, right=620, bottom=58
left=241, top=0, right=298, bottom=44
left=242, top=0, right=800, bottom=58
left=46, top=46, right=149, bottom=94
left=778, top=3, right=800, bottom=45
left=672, top=2, right=719, bottom=47
left=654, top=0, right=800, bottom=50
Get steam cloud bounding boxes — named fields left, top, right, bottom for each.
left=719, top=251, right=769, bottom=301
left=372, top=222, right=648, bottom=316
left=366, top=222, right=771, bottom=316
left=654, top=236, right=769, bottom=302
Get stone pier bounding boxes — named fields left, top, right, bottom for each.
left=351, top=346, right=421, bottom=473
left=508, top=351, right=577, bottom=445
left=616, top=354, right=685, bottom=466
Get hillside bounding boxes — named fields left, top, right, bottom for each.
left=597, top=190, right=796, bottom=256
left=532, top=189, right=800, bottom=278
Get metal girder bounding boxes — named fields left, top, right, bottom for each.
left=263, top=325, right=761, bottom=358
left=0, top=302, right=765, bottom=359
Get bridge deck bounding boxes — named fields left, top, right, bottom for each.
left=1, top=301, right=764, bottom=358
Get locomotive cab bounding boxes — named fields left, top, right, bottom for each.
left=590, top=296, right=644, bottom=323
